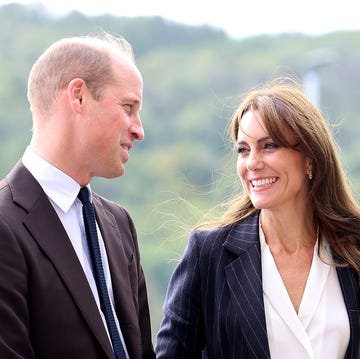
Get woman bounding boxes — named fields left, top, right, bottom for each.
left=156, top=79, right=360, bottom=358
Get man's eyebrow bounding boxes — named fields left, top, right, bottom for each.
left=121, top=96, right=141, bottom=104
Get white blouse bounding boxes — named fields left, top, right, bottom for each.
left=260, top=225, right=350, bottom=359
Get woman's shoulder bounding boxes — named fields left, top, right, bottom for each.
left=189, top=212, right=260, bottom=249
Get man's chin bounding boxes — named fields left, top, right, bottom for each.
left=100, top=166, right=125, bottom=179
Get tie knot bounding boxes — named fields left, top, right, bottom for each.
left=78, top=187, right=90, bottom=204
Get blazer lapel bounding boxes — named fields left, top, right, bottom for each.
left=337, top=266, right=360, bottom=359
left=8, top=163, right=114, bottom=358
left=93, top=195, right=139, bottom=359
left=223, top=213, right=271, bottom=358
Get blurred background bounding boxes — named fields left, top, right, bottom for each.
left=1, top=0, right=360, bottom=341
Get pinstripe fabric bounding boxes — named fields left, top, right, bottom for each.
left=156, top=212, right=360, bottom=359
left=337, top=266, right=360, bottom=359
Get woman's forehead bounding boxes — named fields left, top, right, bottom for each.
left=238, top=109, right=297, bottom=144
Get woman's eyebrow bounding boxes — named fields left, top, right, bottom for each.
left=237, top=135, right=272, bottom=145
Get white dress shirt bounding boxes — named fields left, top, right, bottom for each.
left=259, top=223, right=350, bottom=359
left=22, top=147, right=129, bottom=359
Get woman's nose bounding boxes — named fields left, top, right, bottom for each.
left=246, top=150, right=264, bottom=171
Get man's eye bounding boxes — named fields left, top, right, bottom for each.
left=124, top=104, right=133, bottom=113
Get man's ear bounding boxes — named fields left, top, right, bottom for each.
left=67, top=78, right=87, bottom=113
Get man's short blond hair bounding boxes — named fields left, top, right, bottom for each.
left=27, top=32, right=135, bottom=116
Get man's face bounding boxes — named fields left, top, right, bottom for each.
left=81, top=58, right=144, bottom=180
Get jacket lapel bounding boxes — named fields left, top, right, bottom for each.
left=8, top=163, right=114, bottom=358
left=337, top=266, right=360, bottom=359
left=223, top=213, right=271, bottom=358
left=93, top=195, right=140, bottom=359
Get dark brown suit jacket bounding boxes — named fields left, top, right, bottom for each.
left=0, top=161, right=155, bottom=359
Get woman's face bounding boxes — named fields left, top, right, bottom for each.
left=236, top=109, right=311, bottom=212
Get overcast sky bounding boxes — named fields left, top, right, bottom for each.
left=1, top=0, right=359, bottom=39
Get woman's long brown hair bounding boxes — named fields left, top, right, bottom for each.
left=198, top=78, right=360, bottom=276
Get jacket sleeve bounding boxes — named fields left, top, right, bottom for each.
left=156, top=231, right=205, bottom=358
left=0, top=215, right=35, bottom=359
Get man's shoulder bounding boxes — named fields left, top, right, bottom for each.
left=92, top=192, right=125, bottom=211
left=0, top=176, right=9, bottom=194
left=92, top=192, right=132, bottom=224
left=0, top=171, right=15, bottom=204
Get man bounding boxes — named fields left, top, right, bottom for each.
left=0, top=33, right=155, bottom=358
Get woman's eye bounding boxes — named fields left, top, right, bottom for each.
left=236, top=146, right=249, bottom=154
left=264, top=142, right=279, bottom=150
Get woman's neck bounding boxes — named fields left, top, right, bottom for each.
left=260, top=209, right=316, bottom=254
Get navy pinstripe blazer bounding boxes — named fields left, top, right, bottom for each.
left=156, top=212, right=360, bottom=358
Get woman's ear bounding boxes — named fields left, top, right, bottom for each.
left=306, top=157, right=313, bottom=180
left=67, top=78, right=87, bottom=113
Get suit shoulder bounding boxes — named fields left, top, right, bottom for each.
left=189, top=213, right=260, bottom=250
left=93, top=193, right=130, bottom=218
left=191, top=225, right=232, bottom=243
left=187, top=225, right=233, bottom=258
left=0, top=177, right=11, bottom=198
left=92, top=192, right=138, bottom=238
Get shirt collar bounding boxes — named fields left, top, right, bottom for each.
left=22, top=146, right=88, bottom=213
